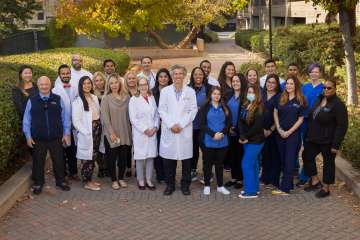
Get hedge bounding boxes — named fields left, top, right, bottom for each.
left=0, top=47, right=130, bottom=170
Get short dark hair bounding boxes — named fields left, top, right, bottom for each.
left=326, top=78, right=337, bottom=88
left=58, top=64, right=70, bottom=75
left=264, top=59, right=276, bottom=66
left=141, top=56, right=153, bottom=63
left=200, top=59, right=211, bottom=67
left=103, top=59, right=116, bottom=67
left=307, top=63, right=322, bottom=74
left=288, top=63, right=299, bottom=69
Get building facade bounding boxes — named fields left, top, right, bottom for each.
left=238, top=0, right=360, bottom=30
left=26, top=0, right=57, bottom=29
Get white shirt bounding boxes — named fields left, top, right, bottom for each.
left=260, top=74, right=285, bottom=88
left=207, top=75, right=220, bottom=87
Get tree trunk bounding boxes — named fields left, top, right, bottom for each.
left=175, top=26, right=199, bottom=49
left=147, top=30, right=173, bottom=49
left=339, top=7, right=358, bottom=106
left=347, top=7, right=356, bottom=36
left=148, top=26, right=199, bottom=49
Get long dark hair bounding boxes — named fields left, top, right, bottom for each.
left=205, top=86, right=230, bottom=117
left=264, top=73, right=281, bottom=94
left=189, top=67, right=207, bottom=87
left=243, top=85, right=263, bottom=124
left=78, top=76, right=94, bottom=112
left=17, top=65, right=33, bottom=96
left=218, top=61, right=235, bottom=88
left=232, top=73, right=248, bottom=103
left=154, top=68, right=173, bottom=89
left=279, top=75, right=306, bottom=107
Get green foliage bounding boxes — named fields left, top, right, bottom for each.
left=0, top=48, right=130, bottom=170
left=46, top=19, right=77, bottom=48
left=0, top=0, right=41, bottom=37
left=341, top=108, right=360, bottom=169
left=235, top=30, right=260, bottom=50
left=203, top=30, right=219, bottom=43
left=238, top=62, right=265, bottom=76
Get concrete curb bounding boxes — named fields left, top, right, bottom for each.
left=0, top=162, right=32, bottom=218
left=336, top=155, right=360, bottom=199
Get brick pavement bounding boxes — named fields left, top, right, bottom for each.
left=0, top=169, right=359, bottom=240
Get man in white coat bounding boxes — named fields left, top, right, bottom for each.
left=158, top=65, right=198, bottom=196
left=52, top=64, right=79, bottom=180
left=69, top=54, right=93, bottom=95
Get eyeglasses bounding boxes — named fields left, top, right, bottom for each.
left=324, top=86, right=334, bottom=90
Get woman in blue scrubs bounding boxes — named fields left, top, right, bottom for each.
left=260, top=74, right=281, bottom=188
left=297, top=63, right=324, bottom=186
left=272, top=76, right=306, bottom=195
left=225, top=73, right=247, bottom=189
left=188, top=67, right=211, bottom=181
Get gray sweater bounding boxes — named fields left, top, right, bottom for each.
left=100, top=94, right=132, bottom=148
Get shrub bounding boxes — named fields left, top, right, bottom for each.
left=341, top=108, right=360, bottom=169
left=0, top=47, right=130, bottom=170
left=235, top=30, right=261, bottom=50
left=46, top=19, right=77, bottom=48
left=203, top=30, right=219, bottom=43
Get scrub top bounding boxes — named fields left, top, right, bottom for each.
left=193, top=85, right=208, bottom=130
left=275, top=97, right=306, bottom=131
left=204, top=104, right=228, bottom=148
left=302, top=82, right=323, bottom=117
left=262, top=92, right=280, bottom=130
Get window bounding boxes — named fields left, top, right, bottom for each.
left=37, top=12, right=44, bottom=20
left=292, top=17, right=306, bottom=25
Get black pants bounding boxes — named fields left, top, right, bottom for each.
left=163, top=158, right=191, bottom=189
left=261, top=132, right=281, bottom=187
left=64, top=131, right=77, bottom=176
left=228, top=136, right=243, bottom=181
left=203, top=147, right=228, bottom=187
left=303, top=141, right=336, bottom=184
left=32, top=138, right=65, bottom=186
left=191, top=129, right=201, bottom=171
left=105, top=137, right=130, bottom=181
left=126, top=145, right=132, bottom=169
left=154, top=128, right=165, bottom=182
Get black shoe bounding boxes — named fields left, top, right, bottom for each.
left=56, top=182, right=71, bottom=191
left=315, top=189, right=330, bottom=198
left=225, top=180, right=236, bottom=187
left=296, top=180, right=307, bottom=188
left=164, top=187, right=175, bottom=196
left=234, top=181, right=243, bottom=189
left=32, top=185, right=42, bottom=195
left=181, top=187, right=191, bottom=196
left=126, top=169, right=132, bottom=178
left=304, top=181, right=322, bottom=192
left=146, top=183, right=156, bottom=191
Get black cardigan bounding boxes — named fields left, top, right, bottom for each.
left=198, top=103, right=232, bottom=148
left=11, top=84, right=38, bottom=119
left=237, top=105, right=265, bottom=144
left=306, top=94, right=348, bottom=149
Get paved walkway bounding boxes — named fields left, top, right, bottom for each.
left=1, top=37, right=360, bottom=240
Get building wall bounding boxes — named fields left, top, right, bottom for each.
left=26, top=0, right=57, bottom=28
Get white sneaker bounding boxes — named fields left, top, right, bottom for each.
left=217, top=186, right=230, bottom=195
left=203, top=186, right=211, bottom=195
left=241, top=190, right=260, bottom=195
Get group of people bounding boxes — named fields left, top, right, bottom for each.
left=12, top=54, right=348, bottom=199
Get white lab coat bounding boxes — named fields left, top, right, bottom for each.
left=129, top=95, right=159, bottom=160
left=158, top=84, right=198, bottom=160
left=72, top=94, right=99, bottom=160
left=208, top=75, right=220, bottom=87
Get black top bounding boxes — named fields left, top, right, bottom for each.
left=152, top=86, right=161, bottom=106
left=221, top=83, right=234, bottom=102
left=306, top=94, right=348, bottom=149
left=262, top=92, right=280, bottom=130
left=198, top=103, right=231, bottom=148
left=188, top=82, right=212, bottom=97
left=11, top=83, right=38, bottom=119
left=237, top=105, right=265, bottom=144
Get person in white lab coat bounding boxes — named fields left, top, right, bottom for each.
left=138, top=56, right=156, bottom=89
left=158, top=65, right=198, bottom=196
left=200, top=59, right=220, bottom=87
left=72, top=76, right=102, bottom=191
left=129, top=77, right=159, bottom=190
left=52, top=64, right=79, bottom=180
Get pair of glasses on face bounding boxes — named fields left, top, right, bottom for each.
left=324, top=86, right=334, bottom=90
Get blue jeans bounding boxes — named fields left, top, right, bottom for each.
left=242, top=143, right=264, bottom=195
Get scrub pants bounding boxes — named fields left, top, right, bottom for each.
left=277, top=131, right=301, bottom=193
left=242, top=143, right=264, bottom=195
left=261, top=132, right=281, bottom=187
left=191, top=129, right=201, bottom=171
left=298, top=119, right=310, bottom=182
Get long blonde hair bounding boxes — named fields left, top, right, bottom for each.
left=92, top=71, right=107, bottom=98
left=105, top=73, right=127, bottom=97
left=123, top=71, right=139, bottom=95
left=279, top=76, right=306, bottom=107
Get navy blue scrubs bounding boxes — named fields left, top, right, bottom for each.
left=275, top=97, right=305, bottom=193
left=261, top=92, right=281, bottom=187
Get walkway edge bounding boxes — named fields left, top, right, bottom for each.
left=336, top=155, right=360, bottom=199
left=0, top=162, right=32, bottom=218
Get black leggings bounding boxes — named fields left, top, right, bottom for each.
left=105, top=137, right=130, bottom=181
left=202, top=147, right=228, bottom=187
left=302, top=141, right=336, bottom=184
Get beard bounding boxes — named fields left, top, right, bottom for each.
left=61, top=77, right=71, bottom=83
